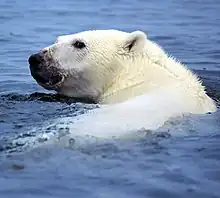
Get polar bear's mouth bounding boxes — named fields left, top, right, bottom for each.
left=32, top=72, right=64, bottom=90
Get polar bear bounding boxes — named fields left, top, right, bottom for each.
left=28, top=29, right=217, bottom=137
left=28, top=29, right=216, bottom=114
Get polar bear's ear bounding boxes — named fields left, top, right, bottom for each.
left=123, top=31, right=147, bottom=53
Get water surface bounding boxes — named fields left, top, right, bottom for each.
left=0, top=0, right=220, bottom=197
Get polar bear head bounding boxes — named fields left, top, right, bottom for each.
left=28, top=30, right=147, bottom=102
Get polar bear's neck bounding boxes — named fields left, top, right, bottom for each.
left=100, top=48, right=216, bottom=114
left=102, top=56, right=199, bottom=100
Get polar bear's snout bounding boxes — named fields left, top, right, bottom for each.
left=28, top=51, right=64, bottom=90
left=28, top=52, right=45, bottom=71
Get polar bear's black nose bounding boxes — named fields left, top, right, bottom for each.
left=28, top=52, right=44, bottom=70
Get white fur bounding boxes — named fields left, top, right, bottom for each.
left=54, top=87, right=194, bottom=139
left=44, top=29, right=216, bottom=114
left=40, top=29, right=217, bottom=139
left=48, top=83, right=216, bottom=142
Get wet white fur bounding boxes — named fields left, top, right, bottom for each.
left=41, top=29, right=217, bottom=138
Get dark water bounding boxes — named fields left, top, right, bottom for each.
left=1, top=0, right=220, bottom=197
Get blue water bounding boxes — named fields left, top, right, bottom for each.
left=1, top=0, right=220, bottom=197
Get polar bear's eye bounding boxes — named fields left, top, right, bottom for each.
left=72, top=41, right=86, bottom=49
